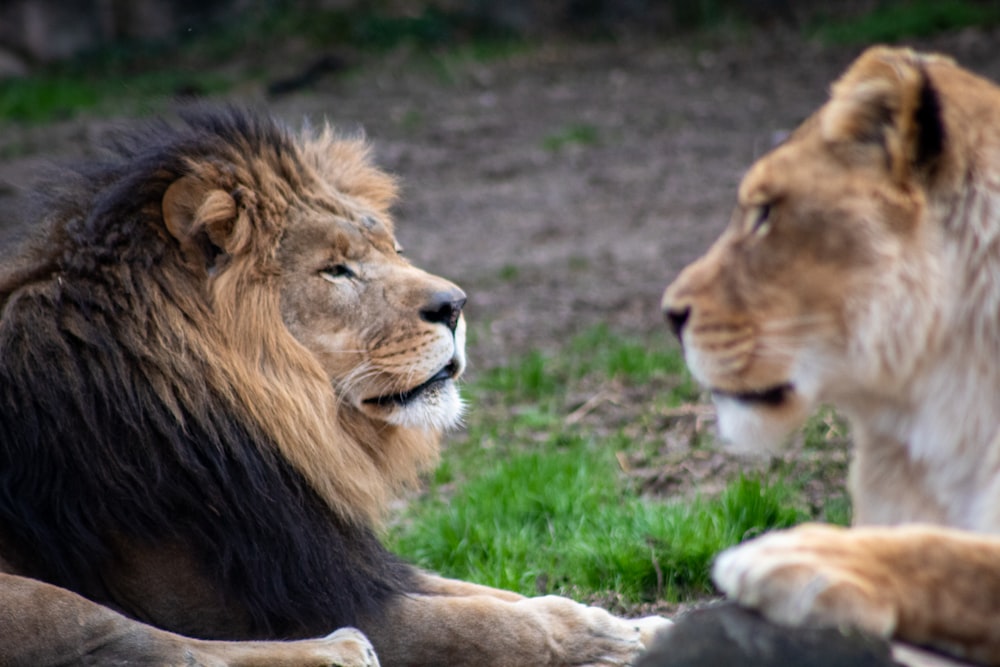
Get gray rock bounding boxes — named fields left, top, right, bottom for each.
left=639, top=602, right=899, bottom=667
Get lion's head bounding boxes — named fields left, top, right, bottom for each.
left=662, top=46, right=995, bottom=455
left=133, top=111, right=467, bottom=522
left=146, top=119, right=468, bottom=520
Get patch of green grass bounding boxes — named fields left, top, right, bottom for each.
left=0, top=64, right=231, bottom=123
left=396, top=109, right=425, bottom=132
left=568, top=324, right=688, bottom=384
left=801, top=407, right=849, bottom=450
left=542, top=123, right=600, bottom=152
left=497, top=264, right=521, bottom=282
left=812, top=0, right=1000, bottom=44
left=472, top=324, right=699, bottom=409
left=391, top=433, right=805, bottom=601
left=0, top=77, right=99, bottom=123
left=477, top=350, right=560, bottom=403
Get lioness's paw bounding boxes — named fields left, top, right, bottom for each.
left=712, top=525, right=897, bottom=638
left=314, top=627, right=380, bottom=667
left=519, top=596, right=672, bottom=666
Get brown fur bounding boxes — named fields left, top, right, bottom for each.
left=663, top=47, right=1000, bottom=663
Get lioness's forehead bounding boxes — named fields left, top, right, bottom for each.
left=738, top=156, right=780, bottom=205
left=738, top=134, right=831, bottom=207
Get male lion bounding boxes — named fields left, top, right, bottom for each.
left=0, top=108, right=666, bottom=666
left=662, top=46, right=1000, bottom=665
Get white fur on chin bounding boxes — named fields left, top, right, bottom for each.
left=714, top=393, right=811, bottom=456
left=386, top=381, right=465, bottom=431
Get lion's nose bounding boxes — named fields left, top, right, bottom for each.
left=421, top=289, right=467, bottom=332
left=665, top=306, right=690, bottom=340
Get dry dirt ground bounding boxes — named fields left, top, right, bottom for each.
left=2, top=26, right=999, bottom=497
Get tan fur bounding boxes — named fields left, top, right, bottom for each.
left=663, top=47, right=1000, bottom=663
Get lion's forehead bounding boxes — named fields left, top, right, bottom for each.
left=284, top=203, right=398, bottom=261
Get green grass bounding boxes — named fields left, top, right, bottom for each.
left=0, top=77, right=100, bottom=123
left=388, top=324, right=838, bottom=606
left=476, top=324, right=698, bottom=406
left=392, top=432, right=804, bottom=601
left=568, top=324, right=691, bottom=385
left=0, top=64, right=231, bottom=124
left=812, top=0, right=1000, bottom=44
left=542, top=123, right=600, bottom=152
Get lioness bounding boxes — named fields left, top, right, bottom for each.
left=661, top=46, right=1000, bottom=665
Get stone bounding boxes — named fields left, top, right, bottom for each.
left=638, top=602, right=897, bottom=667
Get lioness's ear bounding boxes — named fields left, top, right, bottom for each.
left=821, top=46, right=945, bottom=182
left=163, top=176, right=238, bottom=265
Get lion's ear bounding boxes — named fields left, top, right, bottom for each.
left=821, top=46, right=945, bottom=182
left=163, top=176, right=238, bottom=266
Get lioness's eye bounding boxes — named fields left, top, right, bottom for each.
left=749, top=204, right=772, bottom=236
left=320, top=265, right=355, bottom=281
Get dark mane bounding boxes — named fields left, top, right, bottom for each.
left=0, top=107, right=414, bottom=639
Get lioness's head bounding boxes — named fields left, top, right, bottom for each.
left=661, top=47, right=970, bottom=452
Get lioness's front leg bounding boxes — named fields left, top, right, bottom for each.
left=363, top=576, right=670, bottom=667
left=0, top=574, right=377, bottom=666
left=713, top=524, right=1000, bottom=665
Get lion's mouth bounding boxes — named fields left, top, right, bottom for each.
left=712, top=383, right=793, bottom=407
left=363, top=360, right=461, bottom=407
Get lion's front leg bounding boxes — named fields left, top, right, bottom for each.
left=362, top=583, right=670, bottom=667
left=0, top=573, right=378, bottom=667
left=194, top=627, right=380, bottom=667
left=712, top=523, right=1000, bottom=665
left=410, top=571, right=525, bottom=600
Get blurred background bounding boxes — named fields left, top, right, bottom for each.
left=2, top=0, right=999, bottom=615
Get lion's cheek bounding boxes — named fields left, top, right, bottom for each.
left=713, top=391, right=812, bottom=455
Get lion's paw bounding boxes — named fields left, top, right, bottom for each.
left=633, top=614, right=674, bottom=650
left=314, top=627, right=380, bottom=667
left=519, top=596, right=672, bottom=666
left=712, top=525, right=897, bottom=638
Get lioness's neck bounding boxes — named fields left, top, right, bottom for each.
left=848, top=180, right=1000, bottom=533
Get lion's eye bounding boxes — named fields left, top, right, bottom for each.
left=749, top=204, right=772, bottom=236
left=320, top=264, right=355, bottom=282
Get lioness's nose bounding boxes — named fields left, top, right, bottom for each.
left=421, top=288, right=467, bottom=332
left=662, top=259, right=706, bottom=341
left=665, top=305, right=690, bottom=340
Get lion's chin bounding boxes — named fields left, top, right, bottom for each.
left=712, top=386, right=811, bottom=455
left=363, top=379, right=465, bottom=431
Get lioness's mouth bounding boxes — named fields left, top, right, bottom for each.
left=364, top=360, right=460, bottom=407
left=712, top=383, right=792, bottom=407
